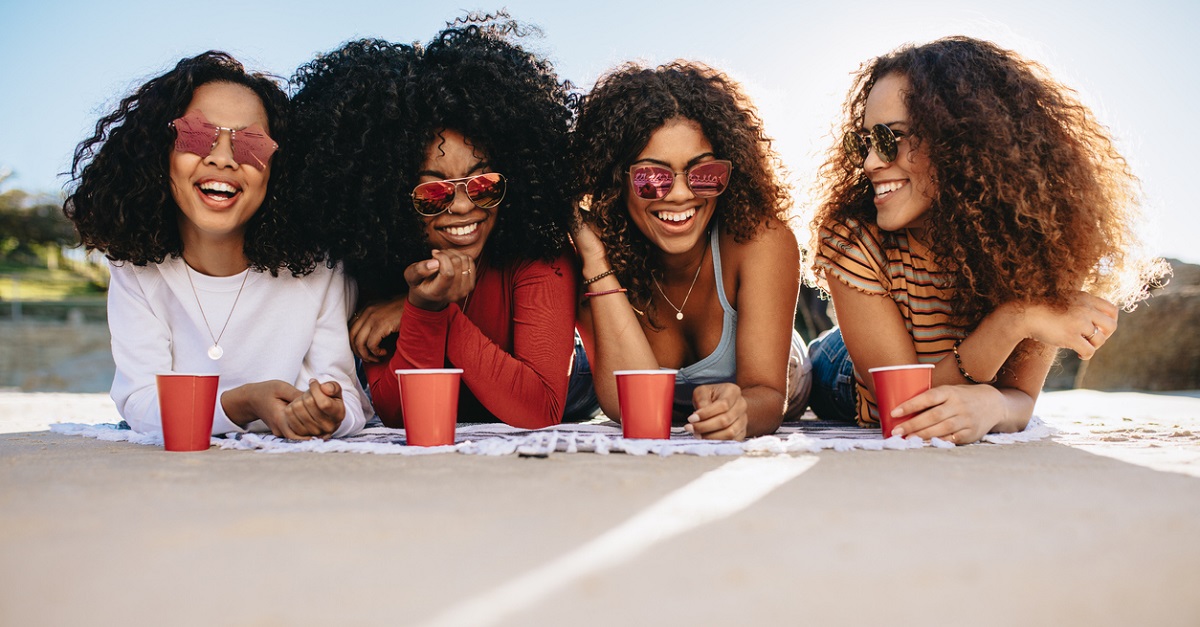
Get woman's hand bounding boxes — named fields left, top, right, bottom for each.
left=687, top=383, right=749, bottom=441
left=405, top=249, right=477, bottom=311
left=221, top=380, right=311, bottom=440
left=281, top=379, right=346, bottom=439
left=888, top=383, right=1007, bottom=445
left=350, top=299, right=405, bottom=362
left=571, top=214, right=611, bottom=274
left=1010, top=291, right=1119, bottom=359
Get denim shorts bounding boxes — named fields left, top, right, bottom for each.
left=806, top=327, right=858, bottom=422
left=562, top=331, right=601, bottom=422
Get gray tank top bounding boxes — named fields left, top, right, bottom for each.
left=673, top=226, right=737, bottom=417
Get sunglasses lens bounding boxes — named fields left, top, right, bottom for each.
left=687, top=161, right=731, bottom=197
left=413, top=181, right=455, bottom=215
left=630, top=166, right=674, bottom=200
left=229, top=126, right=278, bottom=170
left=843, top=131, right=868, bottom=165
left=465, top=173, right=506, bottom=208
left=172, top=113, right=217, bottom=157
left=869, top=124, right=898, bottom=163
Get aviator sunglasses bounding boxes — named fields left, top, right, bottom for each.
left=169, top=111, right=278, bottom=170
left=842, top=123, right=905, bottom=166
left=627, top=160, right=733, bottom=200
left=411, top=172, right=507, bottom=216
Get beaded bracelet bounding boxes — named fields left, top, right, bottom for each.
left=583, top=287, right=628, bottom=299
left=583, top=269, right=615, bottom=286
left=952, top=336, right=997, bottom=384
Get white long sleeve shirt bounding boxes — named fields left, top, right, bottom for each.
left=107, top=256, right=371, bottom=437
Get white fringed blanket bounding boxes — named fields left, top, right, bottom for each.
left=49, top=417, right=1053, bottom=456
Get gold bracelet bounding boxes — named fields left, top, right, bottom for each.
left=583, top=268, right=615, bottom=286
left=952, top=336, right=997, bottom=384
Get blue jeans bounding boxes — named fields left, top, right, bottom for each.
left=807, top=327, right=858, bottom=422
left=563, top=331, right=600, bottom=422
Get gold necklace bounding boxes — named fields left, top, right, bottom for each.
left=653, top=234, right=709, bottom=321
left=184, top=262, right=250, bottom=360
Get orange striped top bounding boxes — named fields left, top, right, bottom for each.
left=815, top=217, right=962, bottom=427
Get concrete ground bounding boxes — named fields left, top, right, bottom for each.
left=1, top=391, right=1198, bottom=626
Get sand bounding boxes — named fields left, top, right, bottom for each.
left=1, top=389, right=1198, bottom=626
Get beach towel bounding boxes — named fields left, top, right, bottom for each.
left=49, top=416, right=1053, bottom=456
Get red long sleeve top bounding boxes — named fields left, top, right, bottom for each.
left=366, top=254, right=578, bottom=429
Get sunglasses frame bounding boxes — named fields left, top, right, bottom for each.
left=410, top=172, right=508, bottom=217
left=169, top=111, right=278, bottom=170
left=626, top=159, right=734, bottom=201
left=843, top=123, right=901, bottom=166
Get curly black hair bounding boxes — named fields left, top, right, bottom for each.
left=813, top=37, right=1163, bottom=324
left=64, top=51, right=319, bottom=276
left=569, top=61, right=791, bottom=323
left=286, top=15, right=576, bottom=303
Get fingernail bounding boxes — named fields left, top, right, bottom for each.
left=892, top=428, right=904, bottom=437
left=427, top=260, right=438, bottom=270
left=891, top=408, right=902, bottom=417
left=309, top=378, right=317, bottom=384
left=686, top=413, right=699, bottom=423
left=684, top=424, right=694, bottom=434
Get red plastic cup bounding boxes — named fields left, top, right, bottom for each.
left=156, top=373, right=218, bottom=452
left=614, top=369, right=677, bottom=439
left=869, top=364, right=935, bottom=437
left=396, top=369, right=463, bottom=446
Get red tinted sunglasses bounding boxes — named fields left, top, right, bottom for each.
left=169, top=110, right=278, bottom=170
left=628, top=160, right=733, bottom=200
left=411, top=173, right=507, bottom=216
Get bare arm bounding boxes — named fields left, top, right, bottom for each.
left=689, top=223, right=799, bottom=439
left=573, top=221, right=659, bottom=421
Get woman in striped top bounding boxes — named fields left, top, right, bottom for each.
left=808, top=37, right=1164, bottom=444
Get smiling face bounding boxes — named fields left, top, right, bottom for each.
left=862, top=73, right=936, bottom=232
left=417, top=129, right=498, bottom=262
left=624, top=118, right=719, bottom=256
left=169, top=81, right=272, bottom=250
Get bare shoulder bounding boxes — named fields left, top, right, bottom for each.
left=721, top=219, right=800, bottom=269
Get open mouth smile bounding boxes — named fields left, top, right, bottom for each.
left=873, top=180, right=908, bottom=202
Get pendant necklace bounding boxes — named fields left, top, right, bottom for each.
left=653, top=234, right=709, bottom=321
left=184, top=262, right=250, bottom=360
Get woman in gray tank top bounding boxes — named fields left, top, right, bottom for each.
left=570, top=61, right=812, bottom=441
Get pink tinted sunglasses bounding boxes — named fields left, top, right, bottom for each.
left=169, top=110, right=278, bottom=169
left=627, top=160, right=733, bottom=200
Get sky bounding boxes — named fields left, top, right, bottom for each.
left=2, top=0, right=1196, bottom=263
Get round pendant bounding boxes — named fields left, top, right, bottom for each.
left=207, top=344, right=224, bottom=360
left=675, top=312, right=684, bottom=321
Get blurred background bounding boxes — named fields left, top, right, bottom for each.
left=2, top=0, right=1196, bottom=392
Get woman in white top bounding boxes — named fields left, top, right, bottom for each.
left=64, top=51, right=370, bottom=439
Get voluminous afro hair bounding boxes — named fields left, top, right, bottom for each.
left=812, top=36, right=1165, bottom=326
left=286, top=15, right=576, bottom=303
left=64, top=51, right=318, bottom=276
left=570, top=61, right=791, bottom=324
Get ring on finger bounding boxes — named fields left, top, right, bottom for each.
left=1085, top=325, right=1100, bottom=341
left=950, top=433, right=957, bottom=443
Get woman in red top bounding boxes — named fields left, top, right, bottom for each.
left=285, top=18, right=586, bottom=428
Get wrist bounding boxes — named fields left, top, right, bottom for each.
left=407, top=292, right=447, bottom=312
left=220, top=386, right=255, bottom=428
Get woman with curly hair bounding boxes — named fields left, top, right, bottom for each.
left=63, top=51, right=371, bottom=440
left=287, top=19, right=586, bottom=428
left=571, top=62, right=812, bottom=441
left=808, top=36, right=1163, bottom=443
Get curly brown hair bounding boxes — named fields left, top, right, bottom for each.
left=286, top=15, right=576, bottom=303
left=570, top=61, right=791, bottom=324
left=812, top=36, right=1162, bottom=326
left=64, top=51, right=319, bottom=276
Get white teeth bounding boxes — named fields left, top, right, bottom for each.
left=655, top=208, right=696, bottom=223
left=198, top=181, right=238, bottom=194
left=874, top=180, right=906, bottom=196
left=443, top=223, right=478, bottom=236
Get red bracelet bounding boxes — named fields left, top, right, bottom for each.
left=583, top=288, right=628, bottom=298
